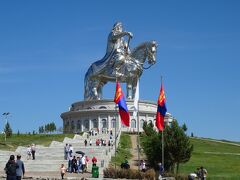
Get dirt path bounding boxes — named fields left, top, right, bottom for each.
left=129, top=134, right=146, bottom=170
left=129, top=134, right=138, bottom=170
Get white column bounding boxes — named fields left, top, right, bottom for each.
left=108, top=115, right=111, bottom=130
left=89, top=119, right=91, bottom=131
left=81, top=119, right=83, bottom=132
left=98, top=116, right=101, bottom=132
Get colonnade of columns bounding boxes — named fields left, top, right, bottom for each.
left=64, top=116, right=119, bottom=133
left=64, top=116, right=152, bottom=134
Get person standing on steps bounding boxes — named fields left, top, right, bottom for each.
left=92, top=156, right=97, bottom=166
left=16, top=154, right=25, bottom=180
left=31, top=144, right=36, bottom=160
left=26, top=145, right=31, bottom=160
left=4, top=154, right=19, bottom=180
left=60, top=164, right=66, bottom=179
left=64, top=143, right=69, bottom=160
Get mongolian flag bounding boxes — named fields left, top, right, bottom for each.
left=114, top=81, right=130, bottom=127
left=156, top=82, right=167, bottom=131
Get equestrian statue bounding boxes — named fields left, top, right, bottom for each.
left=84, top=22, right=157, bottom=100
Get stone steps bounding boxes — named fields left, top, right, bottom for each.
left=0, top=133, right=117, bottom=175
left=0, top=160, right=108, bottom=172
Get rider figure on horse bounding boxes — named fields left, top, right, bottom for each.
left=92, top=22, right=133, bottom=77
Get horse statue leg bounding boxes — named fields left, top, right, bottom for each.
left=126, top=82, right=132, bottom=99
left=132, top=78, right=138, bottom=100
left=98, top=79, right=107, bottom=100
left=97, top=81, right=105, bottom=100
left=84, top=78, right=100, bottom=100
left=84, top=75, right=91, bottom=100
left=92, top=80, right=104, bottom=100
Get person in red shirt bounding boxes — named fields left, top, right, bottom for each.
left=92, top=156, right=97, bottom=166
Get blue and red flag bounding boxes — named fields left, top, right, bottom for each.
left=114, top=81, right=130, bottom=127
left=156, top=82, right=167, bottom=131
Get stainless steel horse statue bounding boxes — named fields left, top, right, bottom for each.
left=84, top=22, right=157, bottom=100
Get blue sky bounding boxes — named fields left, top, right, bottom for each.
left=0, top=1, right=239, bottom=141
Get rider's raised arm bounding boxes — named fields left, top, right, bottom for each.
left=111, top=31, right=133, bottom=41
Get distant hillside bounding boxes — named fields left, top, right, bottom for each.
left=0, top=134, right=74, bottom=151
left=179, top=137, right=240, bottom=179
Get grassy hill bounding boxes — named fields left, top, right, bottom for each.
left=179, top=137, right=240, bottom=179
left=0, top=133, right=74, bottom=151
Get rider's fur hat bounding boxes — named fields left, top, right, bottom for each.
left=113, top=22, right=122, bottom=30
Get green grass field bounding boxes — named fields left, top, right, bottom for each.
left=110, top=133, right=132, bottom=166
left=178, top=137, right=240, bottom=179
left=0, top=133, right=74, bottom=151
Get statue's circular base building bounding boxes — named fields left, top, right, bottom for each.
left=61, top=99, right=173, bottom=133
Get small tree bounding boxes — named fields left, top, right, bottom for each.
left=142, top=120, right=193, bottom=174
left=49, top=122, right=57, bottom=133
left=39, top=126, right=44, bottom=134
left=182, top=123, right=188, bottom=132
left=191, top=132, right=194, bottom=137
left=165, top=121, right=193, bottom=174
left=4, top=122, right=12, bottom=138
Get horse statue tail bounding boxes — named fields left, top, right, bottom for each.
left=84, top=64, right=100, bottom=100
left=84, top=66, right=93, bottom=100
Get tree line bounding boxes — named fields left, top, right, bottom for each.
left=1, top=121, right=58, bottom=138
left=38, top=122, right=57, bottom=134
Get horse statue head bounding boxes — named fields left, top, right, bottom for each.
left=146, top=40, right=157, bottom=66
left=129, top=40, right=157, bottom=73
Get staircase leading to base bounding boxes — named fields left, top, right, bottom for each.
left=0, top=131, right=121, bottom=177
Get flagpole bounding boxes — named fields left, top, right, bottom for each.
left=162, top=128, right=164, bottom=167
left=137, top=78, right=140, bottom=172
left=115, top=104, right=117, bottom=170
left=114, top=70, right=118, bottom=170
left=161, top=76, right=164, bottom=169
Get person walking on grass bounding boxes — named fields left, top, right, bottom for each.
left=199, top=166, right=207, bottom=180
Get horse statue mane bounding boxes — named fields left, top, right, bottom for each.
left=84, top=40, right=157, bottom=101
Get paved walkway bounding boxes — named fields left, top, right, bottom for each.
left=0, top=171, right=92, bottom=180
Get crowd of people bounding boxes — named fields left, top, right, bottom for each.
left=85, top=128, right=114, bottom=147
left=61, top=129, right=115, bottom=177
left=62, top=142, right=101, bottom=179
